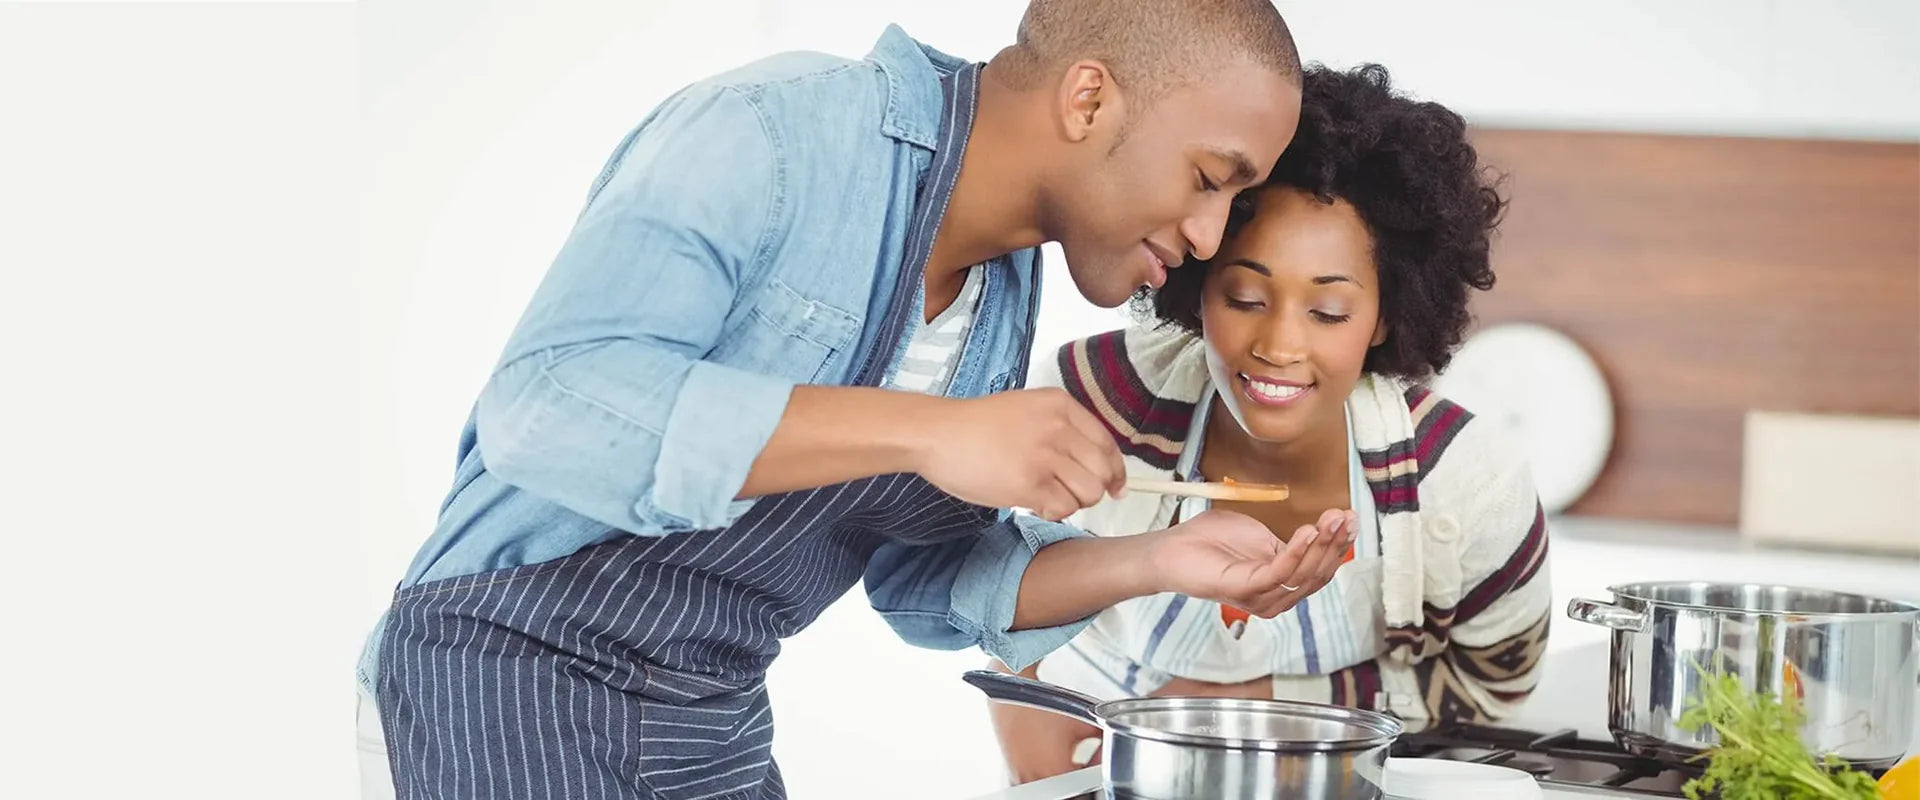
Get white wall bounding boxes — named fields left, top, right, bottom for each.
left=1281, top=0, right=1920, bottom=141
left=6, top=2, right=1914, bottom=800
left=3, top=4, right=359, bottom=800
left=759, top=0, right=1920, bottom=139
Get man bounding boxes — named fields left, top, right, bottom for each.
left=361, top=2, right=1334, bottom=797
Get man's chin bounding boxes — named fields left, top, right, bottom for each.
left=1090, top=288, right=1134, bottom=309
left=1064, top=270, right=1130, bottom=309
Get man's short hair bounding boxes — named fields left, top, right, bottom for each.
left=997, top=0, right=1302, bottom=103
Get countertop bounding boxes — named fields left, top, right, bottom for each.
left=962, top=766, right=1686, bottom=799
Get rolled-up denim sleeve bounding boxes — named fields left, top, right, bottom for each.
left=864, top=512, right=1093, bottom=671
left=474, top=84, right=790, bottom=535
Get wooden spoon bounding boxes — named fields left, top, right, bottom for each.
left=1123, top=478, right=1290, bottom=503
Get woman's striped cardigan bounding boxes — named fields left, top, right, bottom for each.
left=1037, top=324, right=1553, bottom=725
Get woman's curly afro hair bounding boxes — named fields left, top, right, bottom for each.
left=1143, top=63, right=1506, bottom=381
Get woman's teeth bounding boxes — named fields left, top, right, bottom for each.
left=1241, top=374, right=1306, bottom=401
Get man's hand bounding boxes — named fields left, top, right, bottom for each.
left=739, top=386, right=1122, bottom=512
left=1146, top=508, right=1356, bottom=617
left=913, top=389, right=1126, bottom=521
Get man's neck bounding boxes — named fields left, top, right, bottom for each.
left=924, top=63, right=1049, bottom=303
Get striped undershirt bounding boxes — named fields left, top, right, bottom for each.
left=884, top=265, right=985, bottom=395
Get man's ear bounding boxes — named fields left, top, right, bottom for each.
left=1056, top=59, right=1124, bottom=144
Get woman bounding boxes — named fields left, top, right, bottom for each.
left=990, top=63, right=1552, bottom=782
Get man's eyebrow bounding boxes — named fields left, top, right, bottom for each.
left=1202, top=146, right=1259, bottom=185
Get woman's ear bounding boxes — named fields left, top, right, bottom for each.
left=1370, top=320, right=1388, bottom=348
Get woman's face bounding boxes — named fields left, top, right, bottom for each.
left=1200, top=186, right=1386, bottom=445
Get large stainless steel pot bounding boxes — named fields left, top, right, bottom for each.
left=964, top=670, right=1402, bottom=800
left=1568, top=581, right=1919, bottom=770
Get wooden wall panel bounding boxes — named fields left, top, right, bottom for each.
left=1463, top=129, right=1920, bottom=525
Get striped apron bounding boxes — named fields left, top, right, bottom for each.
left=377, top=63, right=991, bottom=800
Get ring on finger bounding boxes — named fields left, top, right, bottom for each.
left=1280, top=582, right=1301, bottom=592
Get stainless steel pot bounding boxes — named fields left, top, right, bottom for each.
left=964, top=670, right=1402, bottom=800
left=1568, top=581, right=1919, bottom=770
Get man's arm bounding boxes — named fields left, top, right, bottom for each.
left=741, top=387, right=1127, bottom=521
left=473, top=84, right=796, bottom=535
left=734, top=387, right=936, bottom=499
left=867, top=509, right=1350, bottom=671
left=1011, top=508, right=1353, bottom=631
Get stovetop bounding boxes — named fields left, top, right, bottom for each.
left=1389, top=722, right=1694, bottom=796
left=974, top=721, right=1700, bottom=799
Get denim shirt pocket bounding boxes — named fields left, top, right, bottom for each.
left=710, top=277, right=861, bottom=384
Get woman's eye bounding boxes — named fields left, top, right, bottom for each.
left=1311, top=310, right=1352, bottom=324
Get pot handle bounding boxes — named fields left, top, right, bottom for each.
left=1567, top=597, right=1648, bottom=632
left=962, top=670, right=1103, bottom=727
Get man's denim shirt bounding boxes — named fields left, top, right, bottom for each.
left=357, top=26, right=1092, bottom=692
